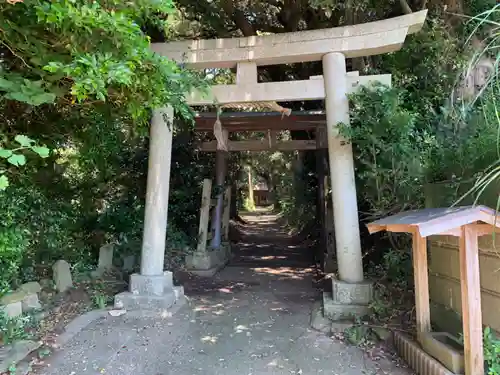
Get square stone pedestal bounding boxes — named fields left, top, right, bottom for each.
left=323, top=278, right=373, bottom=321
left=185, top=243, right=231, bottom=277
left=114, top=271, right=184, bottom=312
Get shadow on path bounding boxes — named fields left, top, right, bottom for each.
left=178, top=210, right=320, bottom=301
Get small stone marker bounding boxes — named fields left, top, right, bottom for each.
left=0, top=340, right=41, bottom=373
left=1, top=301, right=22, bottom=318
left=0, top=281, right=42, bottom=316
left=21, top=294, right=41, bottom=312
left=122, top=255, right=136, bottom=272
left=52, top=260, right=73, bottom=292
left=98, top=244, right=114, bottom=270
left=20, top=282, right=41, bottom=295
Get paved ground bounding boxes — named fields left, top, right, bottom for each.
left=39, top=212, right=411, bottom=375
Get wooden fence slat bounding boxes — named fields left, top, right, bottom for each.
left=459, top=225, right=484, bottom=375
left=412, top=231, right=431, bottom=343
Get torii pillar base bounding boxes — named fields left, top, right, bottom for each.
left=185, top=243, right=231, bottom=277
left=115, top=272, right=185, bottom=311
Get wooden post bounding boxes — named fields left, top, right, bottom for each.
left=459, top=225, right=484, bottom=375
left=412, top=232, right=431, bottom=342
left=222, top=186, right=231, bottom=242
left=197, top=179, right=212, bottom=253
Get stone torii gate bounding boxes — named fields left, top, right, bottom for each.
left=114, top=10, right=428, bottom=313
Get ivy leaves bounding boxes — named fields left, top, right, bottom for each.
left=0, top=135, right=50, bottom=191
left=0, top=75, right=56, bottom=106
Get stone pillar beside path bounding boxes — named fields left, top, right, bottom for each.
left=114, top=107, right=184, bottom=311
left=185, top=178, right=231, bottom=277
left=321, top=52, right=373, bottom=322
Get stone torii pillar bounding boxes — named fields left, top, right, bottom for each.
left=210, top=128, right=228, bottom=249
left=185, top=127, right=231, bottom=277
left=114, top=107, right=184, bottom=311
left=320, top=52, right=373, bottom=321
left=322, top=52, right=364, bottom=284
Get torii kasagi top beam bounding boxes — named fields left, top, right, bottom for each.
left=152, top=11, right=427, bottom=69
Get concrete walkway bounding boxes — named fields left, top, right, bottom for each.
left=39, top=212, right=411, bottom=375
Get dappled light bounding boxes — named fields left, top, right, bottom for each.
left=235, top=324, right=249, bottom=333
left=251, top=267, right=315, bottom=280
left=201, top=335, right=218, bottom=344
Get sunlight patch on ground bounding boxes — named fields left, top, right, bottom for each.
left=194, top=305, right=212, bottom=312
left=254, top=255, right=287, bottom=260
left=235, top=324, right=249, bottom=333
left=160, top=310, right=173, bottom=319
left=251, top=266, right=314, bottom=280
left=201, top=335, right=218, bottom=344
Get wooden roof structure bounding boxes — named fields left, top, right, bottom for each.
left=367, top=205, right=500, bottom=375
left=367, top=205, right=500, bottom=237
left=194, top=110, right=327, bottom=152
left=194, top=111, right=326, bottom=132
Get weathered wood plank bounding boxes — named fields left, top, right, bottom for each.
left=199, top=139, right=317, bottom=152
left=412, top=231, right=431, bottom=343
left=459, top=225, right=484, bottom=375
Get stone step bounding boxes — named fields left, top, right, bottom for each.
left=331, top=278, right=373, bottom=305
left=323, top=292, right=370, bottom=321
left=420, top=332, right=464, bottom=374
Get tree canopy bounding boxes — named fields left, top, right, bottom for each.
left=1, top=0, right=200, bottom=118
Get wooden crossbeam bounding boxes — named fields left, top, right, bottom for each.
left=199, top=139, right=317, bottom=152
left=195, top=117, right=326, bottom=132
left=186, top=74, right=391, bottom=105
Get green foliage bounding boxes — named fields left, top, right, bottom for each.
left=0, top=0, right=202, bottom=120
left=424, top=88, right=500, bottom=184
left=243, top=196, right=256, bottom=212
left=367, top=248, right=413, bottom=322
left=92, top=292, right=109, bottom=309
left=0, top=0, right=206, bottom=292
left=0, top=226, right=28, bottom=296
left=378, top=17, right=466, bottom=125
left=0, top=76, right=55, bottom=106
left=0, top=311, right=35, bottom=345
left=0, top=135, right=50, bottom=190
left=343, top=85, right=426, bottom=220
left=484, top=326, right=500, bottom=375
